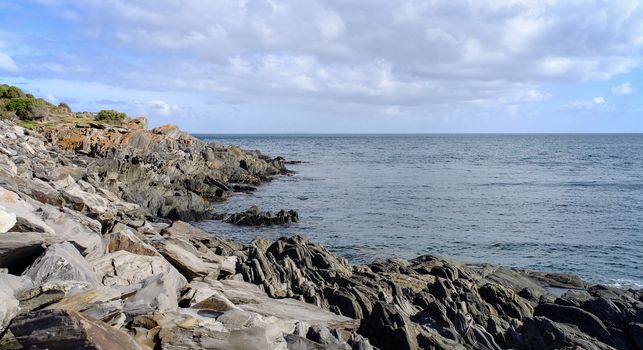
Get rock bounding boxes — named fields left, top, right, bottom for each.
left=104, top=228, right=158, bottom=256
left=92, top=250, right=187, bottom=291
left=0, top=206, right=16, bottom=232
left=22, top=242, right=100, bottom=287
left=522, top=316, right=615, bottom=350
left=9, top=309, right=143, bottom=350
left=123, top=274, right=181, bottom=316
left=219, top=206, right=299, bottom=226
left=0, top=232, right=50, bottom=274
left=151, top=236, right=221, bottom=280
left=534, top=302, right=615, bottom=346
left=360, top=302, right=418, bottom=350
left=0, top=274, right=24, bottom=335
left=628, top=323, right=643, bottom=350
left=46, top=286, right=128, bottom=326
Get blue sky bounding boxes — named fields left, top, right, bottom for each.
left=1, top=0, right=642, bottom=133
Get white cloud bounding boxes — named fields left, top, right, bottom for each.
left=565, top=96, right=607, bottom=110
left=0, top=52, right=18, bottom=72
left=46, top=93, right=59, bottom=104
left=147, top=100, right=180, bottom=116
left=611, top=82, right=634, bottom=95
left=11, top=0, right=643, bottom=113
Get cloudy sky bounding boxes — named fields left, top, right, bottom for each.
left=1, top=0, right=642, bottom=133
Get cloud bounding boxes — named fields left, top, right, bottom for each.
left=147, top=100, right=180, bottom=116
left=611, top=82, right=634, bottom=95
left=45, top=93, right=59, bottom=104
left=565, top=96, right=607, bottom=110
left=7, top=0, right=643, bottom=116
left=0, top=52, right=18, bottom=72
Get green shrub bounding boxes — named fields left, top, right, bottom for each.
left=0, top=84, right=25, bottom=99
left=5, top=98, right=49, bottom=120
left=96, top=109, right=127, bottom=122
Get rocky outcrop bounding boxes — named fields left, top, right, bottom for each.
left=0, top=117, right=641, bottom=349
left=239, top=235, right=643, bottom=349
left=43, top=121, right=290, bottom=221
left=218, top=206, right=299, bottom=226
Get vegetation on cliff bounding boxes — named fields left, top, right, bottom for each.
left=0, top=83, right=132, bottom=129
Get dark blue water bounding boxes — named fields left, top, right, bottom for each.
left=193, top=134, right=643, bottom=288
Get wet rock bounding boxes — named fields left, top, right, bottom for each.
left=10, top=309, right=143, bottom=350
left=219, top=206, right=299, bottom=226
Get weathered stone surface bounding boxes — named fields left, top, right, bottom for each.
left=10, top=309, right=143, bottom=350
left=104, top=228, right=158, bottom=256
left=92, top=250, right=187, bottom=291
left=22, top=242, right=99, bottom=287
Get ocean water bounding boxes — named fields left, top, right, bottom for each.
left=193, top=134, right=643, bottom=288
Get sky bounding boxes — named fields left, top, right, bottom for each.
left=0, top=0, right=642, bottom=133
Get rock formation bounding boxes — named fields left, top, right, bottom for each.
left=0, top=115, right=640, bottom=349
left=217, top=206, right=299, bottom=226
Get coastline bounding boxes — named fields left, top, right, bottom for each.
left=1, top=119, right=642, bottom=349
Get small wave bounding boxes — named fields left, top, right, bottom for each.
left=605, top=278, right=643, bottom=289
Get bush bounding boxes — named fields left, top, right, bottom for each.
left=5, top=98, right=49, bottom=120
left=0, top=85, right=25, bottom=99
left=96, top=109, right=127, bottom=122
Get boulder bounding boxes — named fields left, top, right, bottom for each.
left=360, top=302, right=419, bottom=350
left=92, top=250, right=187, bottom=291
left=534, top=303, right=615, bottom=346
left=22, top=242, right=99, bottom=287
left=9, top=309, right=143, bottom=350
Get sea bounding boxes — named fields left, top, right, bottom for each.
left=193, top=134, right=643, bottom=288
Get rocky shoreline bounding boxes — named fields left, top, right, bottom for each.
left=0, top=117, right=642, bottom=350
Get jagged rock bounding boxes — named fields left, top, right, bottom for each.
left=360, top=302, right=418, bottom=350
left=104, top=228, right=158, bottom=256
left=22, top=242, right=99, bottom=287
left=92, top=250, right=187, bottom=291
left=151, top=236, right=221, bottom=280
left=219, top=206, right=299, bottom=226
left=534, top=303, right=615, bottom=346
left=45, top=121, right=289, bottom=221
left=522, top=316, right=615, bottom=349
left=10, top=309, right=143, bottom=350
left=123, top=274, right=181, bottom=316
left=46, top=286, right=129, bottom=326
left=161, top=220, right=243, bottom=256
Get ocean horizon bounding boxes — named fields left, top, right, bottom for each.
left=195, top=133, right=643, bottom=289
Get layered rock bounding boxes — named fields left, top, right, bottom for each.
left=217, top=206, right=300, bottom=226
left=43, top=121, right=290, bottom=220
left=0, top=117, right=641, bottom=350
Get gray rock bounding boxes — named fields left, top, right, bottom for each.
left=10, top=309, right=143, bottom=350
left=22, top=242, right=99, bottom=287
